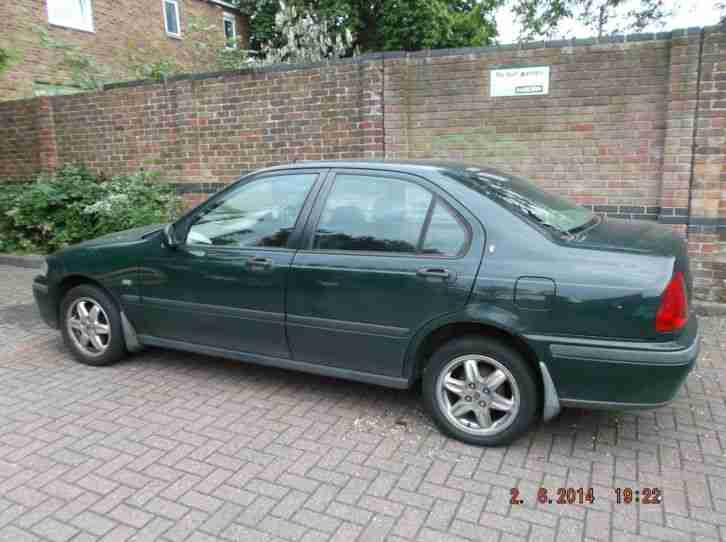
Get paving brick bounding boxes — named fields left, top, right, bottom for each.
left=199, top=502, right=243, bottom=536
left=293, top=509, right=341, bottom=534
left=71, top=511, right=117, bottom=536
left=107, top=504, right=153, bottom=529
left=30, top=518, right=78, bottom=542
left=258, top=515, right=308, bottom=541
left=142, top=497, right=189, bottom=521
left=179, top=490, right=223, bottom=514
left=268, top=489, right=306, bottom=521
left=0, top=525, right=40, bottom=542
left=358, top=513, right=395, bottom=541
left=391, top=506, right=428, bottom=539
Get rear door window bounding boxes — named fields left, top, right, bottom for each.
left=313, top=174, right=432, bottom=253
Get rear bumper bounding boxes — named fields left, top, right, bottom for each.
left=33, top=278, right=59, bottom=329
left=529, top=316, right=699, bottom=409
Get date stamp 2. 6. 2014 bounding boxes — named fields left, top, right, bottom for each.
left=509, top=487, right=662, bottom=505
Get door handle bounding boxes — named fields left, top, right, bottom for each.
left=417, top=267, right=452, bottom=280
left=246, top=256, right=273, bottom=270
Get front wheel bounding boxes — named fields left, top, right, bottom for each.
left=60, top=284, right=127, bottom=367
left=422, top=336, right=538, bottom=446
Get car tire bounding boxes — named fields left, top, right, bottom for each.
left=60, top=284, right=127, bottom=367
left=422, top=336, right=538, bottom=446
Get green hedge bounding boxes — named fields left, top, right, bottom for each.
left=0, top=165, right=182, bottom=254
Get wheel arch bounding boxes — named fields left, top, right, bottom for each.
left=55, top=274, right=130, bottom=334
left=409, top=321, right=541, bottom=380
left=56, top=273, right=142, bottom=353
left=408, top=318, right=549, bottom=419
left=56, top=274, right=121, bottom=310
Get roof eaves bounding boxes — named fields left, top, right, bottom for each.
left=199, top=0, right=240, bottom=12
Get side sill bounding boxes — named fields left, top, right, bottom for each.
left=559, top=398, right=671, bottom=410
left=137, top=335, right=410, bottom=390
left=539, top=362, right=561, bottom=422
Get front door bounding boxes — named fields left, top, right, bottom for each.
left=140, top=170, right=322, bottom=357
left=286, top=169, right=484, bottom=377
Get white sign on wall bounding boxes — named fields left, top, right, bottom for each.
left=490, top=66, right=550, bottom=97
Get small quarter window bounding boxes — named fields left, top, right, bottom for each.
left=223, top=13, right=237, bottom=49
left=47, top=0, right=94, bottom=32
left=163, top=0, right=181, bottom=37
left=422, top=201, right=468, bottom=256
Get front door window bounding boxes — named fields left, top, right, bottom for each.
left=187, top=173, right=317, bottom=248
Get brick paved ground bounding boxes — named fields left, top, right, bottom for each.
left=0, top=264, right=725, bottom=542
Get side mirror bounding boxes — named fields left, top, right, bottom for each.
left=162, top=223, right=180, bottom=249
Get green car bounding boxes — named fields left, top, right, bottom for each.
left=33, top=161, right=699, bottom=446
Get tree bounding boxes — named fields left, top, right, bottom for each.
left=510, top=0, right=672, bottom=40
left=261, top=2, right=353, bottom=64
left=239, top=0, right=502, bottom=55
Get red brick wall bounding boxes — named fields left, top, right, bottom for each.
left=0, top=27, right=724, bottom=301
left=688, top=29, right=726, bottom=301
left=48, top=61, right=384, bottom=182
left=384, top=41, right=670, bottom=212
left=0, top=0, right=248, bottom=101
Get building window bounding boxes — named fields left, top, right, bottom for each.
left=163, top=0, right=181, bottom=38
left=223, top=13, right=237, bottom=49
left=47, top=0, right=94, bottom=32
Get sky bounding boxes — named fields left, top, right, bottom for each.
left=495, top=0, right=723, bottom=43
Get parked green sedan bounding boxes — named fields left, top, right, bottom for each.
left=32, top=161, right=699, bottom=446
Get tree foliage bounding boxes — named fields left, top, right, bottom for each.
left=239, top=0, right=502, bottom=54
left=261, top=2, right=354, bottom=63
left=38, top=29, right=109, bottom=89
left=0, top=165, right=181, bottom=254
left=510, top=0, right=672, bottom=40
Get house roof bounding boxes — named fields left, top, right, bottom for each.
left=202, top=0, right=240, bottom=12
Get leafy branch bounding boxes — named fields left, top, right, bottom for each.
left=37, top=28, right=109, bottom=90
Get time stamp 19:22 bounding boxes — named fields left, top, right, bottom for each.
left=509, top=487, right=663, bottom=505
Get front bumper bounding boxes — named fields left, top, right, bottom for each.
left=32, top=277, right=59, bottom=329
left=531, top=315, right=700, bottom=409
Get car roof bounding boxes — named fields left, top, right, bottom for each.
left=256, top=159, right=507, bottom=178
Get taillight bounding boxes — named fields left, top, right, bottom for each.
left=655, top=271, right=688, bottom=333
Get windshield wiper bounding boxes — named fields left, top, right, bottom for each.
left=567, top=214, right=601, bottom=235
left=485, top=184, right=575, bottom=240
left=525, top=210, right=574, bottom=240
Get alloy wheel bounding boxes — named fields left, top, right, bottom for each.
left=436, top=354, right=520, bottom=436
left=66, top=298, right=111, bottom=357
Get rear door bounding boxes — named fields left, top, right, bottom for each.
left=286, top=168, right=485, bottom=377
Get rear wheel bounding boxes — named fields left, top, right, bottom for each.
left=423, top=336, right=538, bottom=446
left=60, top=285, right=127, bottom=367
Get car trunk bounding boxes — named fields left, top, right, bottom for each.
left=576, top=217, right=692, bottom=298
left=571, top=217, right=692, bottom=340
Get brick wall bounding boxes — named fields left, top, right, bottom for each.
left=384, top=39, right=671, bottom=214
left=0, top=0, right=248, bottom=101
left=0, top=26, right=724, bottom=301
left=49, top=61, right=384, bottom=182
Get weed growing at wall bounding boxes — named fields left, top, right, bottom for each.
left=0, top=165, right=182, bottom=254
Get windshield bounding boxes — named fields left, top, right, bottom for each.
left=443, top=167, right=595, bottom=236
